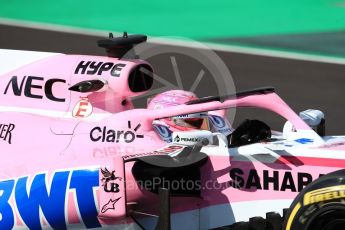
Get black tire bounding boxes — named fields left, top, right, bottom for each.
left=283, top=169, right=345, bottom=230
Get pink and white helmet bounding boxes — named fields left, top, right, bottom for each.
left=148, top=90, right=210, bottom=131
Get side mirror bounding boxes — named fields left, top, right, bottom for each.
left=299, top=109, right=325, bottom=136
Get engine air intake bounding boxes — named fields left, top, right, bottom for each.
left=128, top=64, right=153, bottom=93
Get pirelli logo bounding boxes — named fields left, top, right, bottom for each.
left=303, top=185, right=345, bottom=206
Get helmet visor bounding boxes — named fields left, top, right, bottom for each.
left=173, top=117, right=210, bottom=130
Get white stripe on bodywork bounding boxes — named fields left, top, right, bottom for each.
left=199, top=199, right=292, bottom=229
left=0, top=49, right=61, bottom=76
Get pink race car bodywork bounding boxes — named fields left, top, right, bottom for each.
left=1, top=46, right=345, bottom=230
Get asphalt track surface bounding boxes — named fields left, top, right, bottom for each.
left=1, top=24, right=345, bottom=135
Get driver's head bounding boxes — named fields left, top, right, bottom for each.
left=147, top=90, right=210, bottom=131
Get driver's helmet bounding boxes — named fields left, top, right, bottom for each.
left=147, top=90, right=210, bottom=131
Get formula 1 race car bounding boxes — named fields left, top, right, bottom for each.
left=1, top=33, right=345, bottom=230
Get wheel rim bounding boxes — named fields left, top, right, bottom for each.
left=306, top=205, right=345, bottom=230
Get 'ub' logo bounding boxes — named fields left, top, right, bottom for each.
left=101, top=167, right=122, bottom=193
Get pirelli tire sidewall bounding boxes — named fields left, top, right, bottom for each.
left=284, top=169, right=345, bottom=230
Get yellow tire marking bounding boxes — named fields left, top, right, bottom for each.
left=286, top=202, right=301, bottom=230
